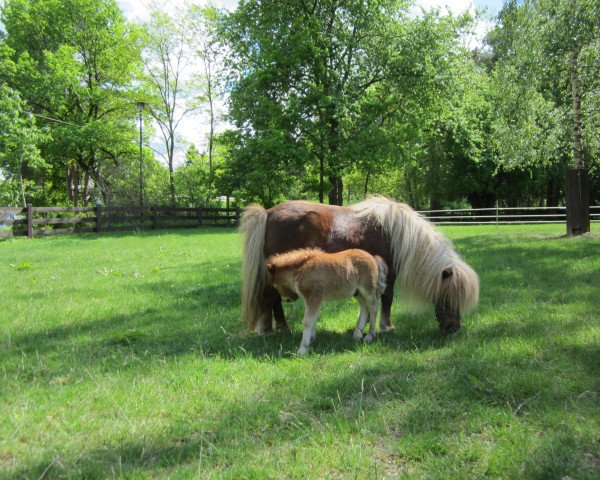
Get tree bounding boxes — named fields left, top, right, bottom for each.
left=188, top=5, right=224, bottom=186
left=1, top=0, right=144, bottom=206
left=486, top=0, right=600, bottom=180
left=221, top=0, right=471, bottom=206
left=141, top=5, right=197, bottom=205
left=0, top=81, right=47, bottom=206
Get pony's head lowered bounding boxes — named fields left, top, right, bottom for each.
left=352, top=196, right=479, bottom=334
left=434, top=259, right=479, bottom=334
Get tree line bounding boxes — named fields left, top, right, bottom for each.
left=1, top=0, right=599, bottom=209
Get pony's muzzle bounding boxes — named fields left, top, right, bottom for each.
left=435, top=305, right=461, bottom=335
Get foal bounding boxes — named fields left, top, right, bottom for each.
left=265, top=248, right=388, bottom=354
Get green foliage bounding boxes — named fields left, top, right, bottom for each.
left=0, top=48, right=48, bottom=205
left=486, top=0, right=600, bottom=202
left=1, top=0, right=144, bottom=205
left=174, top=145, right=216, bottom=206
left=220, top=0, right=471, bottom=206
left=0, top=0, right=598, bottom=210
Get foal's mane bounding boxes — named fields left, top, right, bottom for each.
left=351, top=196, right=479, bottom=313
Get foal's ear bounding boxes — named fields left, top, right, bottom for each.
left=442, top=267, right=453, bottom=280
left=267, top=264, right=276, bottom=274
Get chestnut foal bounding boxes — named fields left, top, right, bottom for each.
left=266, top=248, right=388, bottom=354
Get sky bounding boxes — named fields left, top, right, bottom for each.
left=117, top=0, right=505, bottom=164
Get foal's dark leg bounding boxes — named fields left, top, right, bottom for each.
left=379, top=273, right=396, bottom=332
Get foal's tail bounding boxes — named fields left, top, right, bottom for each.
left=238, top=204, right=268, bottom=331
left=374, top=256, right=388, bottom=298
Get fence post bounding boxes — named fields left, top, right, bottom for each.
left=198, top=206, right=203, bottom=227
left=496, top=200, right=499, bottom=227
left=95, top=204, right=103, bottom=233
left=235, top=206, right=241, bottom=226
left=26, top=203, right=33, bottom=238
left=566, top=168, right=590, bottom=235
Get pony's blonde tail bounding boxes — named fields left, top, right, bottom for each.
left=238, top=204, right=268, bottom=331
left=374, top=256, right=388, bottom=298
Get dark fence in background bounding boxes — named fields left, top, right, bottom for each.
left=0, top=205, right=240, bottom=238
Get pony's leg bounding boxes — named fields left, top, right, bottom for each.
left=353, top=296, right=369, bottom=342
left=379, top=273, right=396, bottom=332
left=272, top=295, right=290, bottom=332
left=298, top=299, right=321, bottom=355
left=257, top=286, right=279, bottom=334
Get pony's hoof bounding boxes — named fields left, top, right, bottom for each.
left=379, top=324, right=395, bottom=333
left=363, top=334, right=375, bottom=344
left=353, top=332, right=363, bottom=342
left=275, top=324, right=291, bottom=334
left=297, top=347, right=308, bottom=355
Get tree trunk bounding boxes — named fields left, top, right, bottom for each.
left=83, top=171, right=91, bottom=207
left=19, top=173, right=26, bottom=208
left=168, top=138, right=176, bottom=206
left=318, top=154, right=325, bottom=203
left=570, top=45, right=584, bottom=169
left=328, top=175, right=343, bottom=205
left=363, top=172, right=370, bottom=199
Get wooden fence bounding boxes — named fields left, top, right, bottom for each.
left=0, top=204, right=241, bottom=238
left=2, top=204, right=599, bottom=239
left=418, top=205, right=600, bottom=225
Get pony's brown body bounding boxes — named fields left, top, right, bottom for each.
left=240, top=197, right=479, bottom=335
left=266, top=248, right=388, bottom=354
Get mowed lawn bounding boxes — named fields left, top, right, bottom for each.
left=1, top=224, right=599, bottom=479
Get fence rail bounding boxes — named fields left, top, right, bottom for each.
left=1, top=204, right=599, bottom=239
left=417, top=205, right=600, bottom=225
left=0, top=204, right=241, bottom=238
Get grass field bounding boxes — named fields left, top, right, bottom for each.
left=1, top=224, right=599, bottom=479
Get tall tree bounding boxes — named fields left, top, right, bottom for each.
left=0, top=81, right=47, bottom=206
left=221, top=0, right=467, bottom=206
left=487, top=0, right=600, bottom=173
left=142, top=6, right=197, bottom=205
left=1, top=0, right=143, bottom=206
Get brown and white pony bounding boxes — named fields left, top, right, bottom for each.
left=240, top=196, right=479, bottom=335
left=266, top=248, right=388, bottom=354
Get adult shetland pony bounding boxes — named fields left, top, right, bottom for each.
left=240, top=196, right=479, bottom=335
left=266, top=248, right=388, bottom=354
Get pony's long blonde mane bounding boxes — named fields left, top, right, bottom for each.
left=352, top=196, right=479, bottom=314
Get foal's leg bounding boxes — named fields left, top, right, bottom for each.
left=379, top=273, right=396, bottom=332
left=298, top=297, right=321, bottom=355
left=363, top=293, right=379, bottom=344
left=353, top=296, right=369, bottom=342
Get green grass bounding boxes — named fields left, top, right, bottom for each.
left=1, top=224, right=599, bottom=479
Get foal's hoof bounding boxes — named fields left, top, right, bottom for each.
left=297, top=346, right=309, bottom=355
left=363, top=334, right=375, bottom=344
left=379, top=324, right=395, bottom=333
left=353, top=331, right=363, bottom=342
